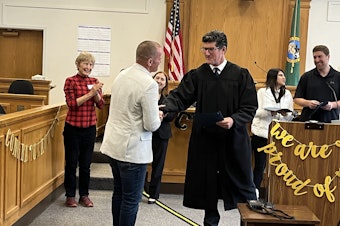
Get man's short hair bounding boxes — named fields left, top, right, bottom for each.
left=313, top=45, right=329, bottom=56
left=136, top=41, right=161, bottom=60
left=202, top=30, right=228, bottom=48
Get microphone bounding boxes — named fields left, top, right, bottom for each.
left=308, top=102, right=324, bottom=121
left=326, top=81, right=340, bottom=120
left=254, top=61, right=267, bottom=74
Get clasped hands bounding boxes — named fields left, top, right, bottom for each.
left=216, top=117, right=233, bottom=129
left=158, top=104, right=166, bottom=121
left=308, top=100, right=332, bottom=111
left=92, top=82, right=104, bottom=94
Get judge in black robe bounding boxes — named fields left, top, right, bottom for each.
left=163, top=30, right=258, bottom=226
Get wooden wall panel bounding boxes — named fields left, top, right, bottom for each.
left=0, top=136, right=3, bottom=223
left=165, top=0, right=311, bottom=83
left=3, top=130, right=20, bottom=220
left=0, top=29, right=43, bottom=79
left=20, top=122, right=54, bottom=206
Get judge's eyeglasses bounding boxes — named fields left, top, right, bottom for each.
left=200, top=47, right=220, bottom=53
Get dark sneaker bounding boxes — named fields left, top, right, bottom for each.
left=79, top=196, right=93, bottom=207
left=65, top=197, right=77, bottom=207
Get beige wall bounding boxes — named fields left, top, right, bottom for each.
left=0, top=0, right=339, bottom=104
left=0, top=0, right=166, bottom=104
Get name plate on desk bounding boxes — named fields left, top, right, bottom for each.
left=305, top=121, right=324, bottom=130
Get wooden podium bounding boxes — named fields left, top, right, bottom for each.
left=266, top=121, right=340, bottom=226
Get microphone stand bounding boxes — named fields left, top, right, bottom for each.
left=327, top=82, right=340, bottom=122
left=254, top=61, right=267, bottom=74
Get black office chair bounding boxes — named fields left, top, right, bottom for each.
left=8, top=80, right=34, bottom=95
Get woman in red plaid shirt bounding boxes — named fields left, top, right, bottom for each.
left=63, top=52, right=104, bottom=208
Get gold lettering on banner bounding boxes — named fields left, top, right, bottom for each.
left=336, top=168, right=340, bottom=177
left=259, top=121, right=340, bottom=203
left=31, top=144, right=37, bottom=161
left=40, top=139, right=44, bottom=155
left=14, top=138, right=20, bottom=158
left=5, top=129, right=11, bottom=146
left=3, top=106, right=61, bottom=162
left=313, top=176, right=336, bottom=202
left=20, top=143, right=25, bottom=161
left=33, top=143, right=37, bottom=160
left=24, top=145, right=28, bottom=162
left=270, top=123, right=294, bottom=147
left=294, top=143, right=332, bottom=160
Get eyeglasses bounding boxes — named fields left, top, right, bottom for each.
left=200, top=47, right=220, bottom=53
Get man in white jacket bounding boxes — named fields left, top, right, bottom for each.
left=100, top=40, right=163, bottom=226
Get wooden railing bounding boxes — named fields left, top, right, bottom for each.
left=0, top=93, right=45, bottom=113
left=0, top=104, right=67, bottom=226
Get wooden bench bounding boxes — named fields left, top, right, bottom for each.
left=237, top=203, right=320, bottom=226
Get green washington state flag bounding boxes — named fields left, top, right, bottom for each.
left=285, top=0, right=300, bottom=86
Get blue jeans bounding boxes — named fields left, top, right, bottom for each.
left=109, top=158, right=147, bottom=226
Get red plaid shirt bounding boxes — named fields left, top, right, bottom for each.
left=64, top=74, right=104, bottom=128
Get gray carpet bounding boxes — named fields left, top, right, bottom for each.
left=27, top=190, right=241, bottom=226
left=27, top=140, right=241, bottom=226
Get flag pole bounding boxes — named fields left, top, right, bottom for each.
left=285, top=0, right=301, bottom=86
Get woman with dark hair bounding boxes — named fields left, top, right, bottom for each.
left=251, top=68, right=294, bottom=198
left=147, top=71, right=176, bottom=204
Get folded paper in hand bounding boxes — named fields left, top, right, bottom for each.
left=195, top=111, right=224, bottom=127
left=264, top=107, right=292, bottom=113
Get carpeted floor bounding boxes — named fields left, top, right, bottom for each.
left=25, top=140, right=241, bottom=226
left=27, top=190, right=241, bottom=226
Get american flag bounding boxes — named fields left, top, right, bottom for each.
left=164, top=0, right=185, bottom=81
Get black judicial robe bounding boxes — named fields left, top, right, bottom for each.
left=164, top=62, right=258, bottom=210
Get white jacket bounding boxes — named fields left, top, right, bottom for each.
left=251, top=87, right=294, bottom=139
left=100, top=63, right=161, bottom=164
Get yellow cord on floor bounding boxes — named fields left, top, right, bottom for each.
left=143, top=191, right=200, bottom=226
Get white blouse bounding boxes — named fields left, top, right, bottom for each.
left=251, top=87, right=294, bottom=139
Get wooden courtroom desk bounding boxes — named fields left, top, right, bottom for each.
left=238, top=203, right=320, bottom=226
left=267, top=121, right=340, bottom=226
left=0, top=93, right=45, bottom=113
left=0, top=78, right=51, bottom=104
left=0, top=104, right=67, bottom=226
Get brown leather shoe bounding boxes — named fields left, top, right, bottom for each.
left=65, top=197, right=77, bottom=207
left=79, top=196, right=93, bottom=207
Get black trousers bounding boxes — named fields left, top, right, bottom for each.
left=148, top=136, right=169, bottom=199
left=251, top=135, right=268, bottom=190
left=63, top=122, right=96, bottom=197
